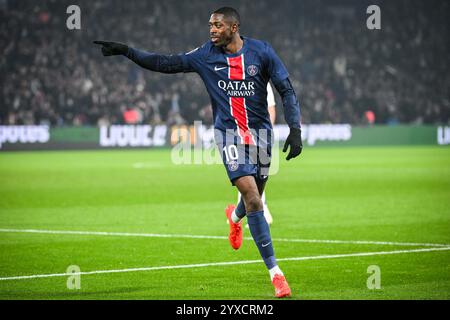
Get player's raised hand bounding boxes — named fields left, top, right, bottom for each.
left=283, top=127, right=303, bottom=160
left=93, top=41, right=128, bottom=56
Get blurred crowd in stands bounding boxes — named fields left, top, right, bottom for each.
left=1, top=0, right=449, bottom=126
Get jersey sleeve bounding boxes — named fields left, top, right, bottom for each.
left=126, top=48, right=187, bottom=74
left=265, top=43, right=289, bottom=85
left=180, top=43, right=209, bottom=74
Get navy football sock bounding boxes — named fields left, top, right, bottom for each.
left=235, top=199, right=246, bottom=220
left=247, top=210, right=277, bottom=270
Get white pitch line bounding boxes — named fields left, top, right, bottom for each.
left=1, top=246, right=449, bottom=281
left=0, top=228, right=448, bottom=247
left=0, top=228, right=225, bottom=240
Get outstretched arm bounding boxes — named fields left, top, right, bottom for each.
left=93, top=41, right=189, bottom=74
left=273, top=77, right=303, bottom=160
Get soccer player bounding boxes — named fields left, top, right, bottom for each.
left=94, top=7, right=303, bottom=298
left=228, top=82, right=275, bottom=228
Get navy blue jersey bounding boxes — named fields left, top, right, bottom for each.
left=179, top=37, right=289, bottom=148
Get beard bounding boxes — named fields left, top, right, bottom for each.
left=213, top=31, right=233, bottom=47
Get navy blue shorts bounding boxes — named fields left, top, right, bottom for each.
left=218, top=143, right=272, bottom=185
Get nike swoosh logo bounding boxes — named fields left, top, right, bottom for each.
left=214, top=66, right=227, bottom=71
left=262, top=242, right=271, bottom=247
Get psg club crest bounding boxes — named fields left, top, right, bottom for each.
left=247, top=65, right=259, bottom=76
left=228, top=160, right=239, bottom=172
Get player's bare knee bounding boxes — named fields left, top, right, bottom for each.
left=243, top=193, right=263, bottom=213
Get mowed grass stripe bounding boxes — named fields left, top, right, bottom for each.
left=1, top=246, right=449, bottom=281
left=0, top=228, right=448, bottom=247
left=0, top=147, right=448, bottom=299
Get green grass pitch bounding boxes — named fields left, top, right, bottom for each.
left=0, top=146, right=449, bottom=300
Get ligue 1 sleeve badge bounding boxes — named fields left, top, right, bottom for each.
left=247, top=65, right=259, bottom=77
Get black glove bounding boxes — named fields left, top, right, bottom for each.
left=93, top=41, right=128, bottom=56
left=283, top=127, right=303, bottom=160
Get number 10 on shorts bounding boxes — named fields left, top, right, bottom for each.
left=223, top=145, right=239, bottom=162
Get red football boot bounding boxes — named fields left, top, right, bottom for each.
left=225, top=204, right=243, bottom=250
left=272, top=274, right=291, bottom=298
